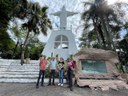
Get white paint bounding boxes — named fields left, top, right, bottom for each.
left=42, top=6, right=78, bottom=60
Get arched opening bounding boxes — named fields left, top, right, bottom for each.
left=54, top=35, right=69, bottom=49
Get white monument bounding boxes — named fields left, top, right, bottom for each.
left=42, top=6, right=77, bottom=60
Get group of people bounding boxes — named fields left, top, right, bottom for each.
left=36, top=55, right=76, bottom=91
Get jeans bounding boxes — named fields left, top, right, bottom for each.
left=67, top=69, right=73, bottom=88
left=36, top=70, right=45, bottom=86
left=49, top=70, right=55, bottom=85
left=59, top=69, right=64, bottom=84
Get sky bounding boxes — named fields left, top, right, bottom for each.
left=20, top=0, right=128, bottom=48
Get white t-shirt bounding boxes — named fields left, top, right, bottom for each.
left=50, top=60, right=57, bottom=70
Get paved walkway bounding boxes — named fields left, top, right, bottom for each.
left=0, top=83, right=128, bottom=96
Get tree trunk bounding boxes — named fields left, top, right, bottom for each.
left=93, top=19, right=102, bottom=48
left=97, top=23, right=106, bottom=48
left=21, top=48, right=25, bottom=65
left=93, top=18, right=106, bottom=49
left=21, top=30, right=30, bottom=65
left=100, top=16, right=112, bottom=50
left=12, top=40, right=19, bottom=59
left=105, top=16, right=115, bottom=50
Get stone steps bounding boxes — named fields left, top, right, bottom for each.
left=0, top=59, right=54, bottom=83
left=0, top=78, right=37, bottom=83
left=0, top=78, right=66, bottom=83
left=0, top=71, right=39, bottom=75
left=0, top=74, right=38, bottom=78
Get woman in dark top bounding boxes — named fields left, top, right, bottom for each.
left=57, top=57, right=65, bottom=86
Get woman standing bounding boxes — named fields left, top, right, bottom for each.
left=67, top=58, right=76, bottom=91
left=57, top=57, right=65, bottom=86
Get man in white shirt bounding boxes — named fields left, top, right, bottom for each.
left=48, top=57, right=57, bottom=85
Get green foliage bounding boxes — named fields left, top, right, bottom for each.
left=116, top=32, right=128, bottom=73
left=0, top=29, right=16, bottom=58
left=79, top=30, right=98, bottom=48
left=24, top=36, right=45, bottom=60
left=0, top=30, right=15, bottom=51
left=0, top=0, right=51, bottom=61
left=0, top=0, right=28, bottom=59
left=45, top=69, right=51, bottom=77
left=0, top=0, right=28, bottom=28
left=21, top=2, right=52, bottom=35
left=12, top=46, right=21, bottom=59
left=0, top=0, right=13, bottom=29
left=12, top=27, right=22, bottom=38
left=28, top=42, right=45, bottom=60
left=116, top=63, right=125, bottom=73
left=19, top=2, right=52, bottom=64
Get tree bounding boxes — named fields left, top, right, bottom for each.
left=0, top=0, right=28, bottom=33
left=0, top=0, right=13, bottom=29
left=0, top=29, right=15, bottom=58
left=20, top=2, right=52, bottom=65
left=11, top=27, right=21, bottom=58
left=28, top=37, right=45, bottom=60
left=79, top=30, right=97, bottom=48
left=0, top=0, right=28, bottom=58
left=81, top=0, right=126, bottom=50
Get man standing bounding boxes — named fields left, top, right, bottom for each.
left=48, top=57, right=57, bottom=85
left=36, top=55, right=48, bottom=88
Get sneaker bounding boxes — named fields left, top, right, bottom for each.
left=61, top=84, right=63, bottom=86
left=58, top=83, right=61, bottom=86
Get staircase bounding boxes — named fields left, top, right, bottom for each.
left=0, top=59, right=66, bottom=83
left=0, top=59, right=40, bottom=83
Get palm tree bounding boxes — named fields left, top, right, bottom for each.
left=12, top=0, right=28, bottom=19
left=81, top=0, right=124, bottom=50
left=20, top=2, right=52, bottom=65
left=82, top=0, right=107, bottom=49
